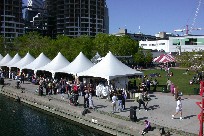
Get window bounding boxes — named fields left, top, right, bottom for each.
left=141, top=44, right=147, bottom=46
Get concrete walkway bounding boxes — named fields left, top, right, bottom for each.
left=4, top=79, right=201, bottom=136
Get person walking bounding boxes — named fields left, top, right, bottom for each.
left=170, top=82, right=175, bottom=96
left=117, top=90, right=123, bottom=112
left=152, top=79, right=158, bottom=92
left=138, top=92, right=148, bottom=111
left=166, top=78, right=171, bottom=92
left=174, top=85, right=179, bottom=100
left=122, top=91, right=126, bottom=110
left=172, top=97, right=183, bottom=120
left=84, top=90, right=89, bottom=108
left=88, top=92, right=94, bottom=109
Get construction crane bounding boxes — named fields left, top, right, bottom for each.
left=174, top=25, right=203, bottom=35
left=174, top=0, right=203, bottom=35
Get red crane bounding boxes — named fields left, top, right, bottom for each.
left=174, top=25, right=203, bottom=35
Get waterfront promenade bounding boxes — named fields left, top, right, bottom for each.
left=1, top=79, right=201, bottom=136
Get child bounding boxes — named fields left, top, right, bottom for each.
left=111, top=93, right=117, bottom=113
left=141, top=120, right=151, bottom=135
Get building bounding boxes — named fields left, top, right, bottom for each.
left=0, top=0, right=24, bottom=43
left=24, top=0, right=46, bottom=35
left=46, top=0, right=109, bottom=38
left=25, top=0, right=44, bottom=21
left=113, top=28, right=156, bottom=41
left=139, top=35, right=204, bottom=53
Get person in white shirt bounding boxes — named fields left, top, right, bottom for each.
left=172, top=97, right=183, bottom=120
left=112, top=93, right=117, bottom=113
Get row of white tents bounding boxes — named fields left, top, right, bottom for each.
left=0, top=51, right=143, bottom=81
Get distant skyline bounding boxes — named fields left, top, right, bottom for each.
left=23, top=0, right=204, bottom=35
left=106, top=0, right=204, bottom=35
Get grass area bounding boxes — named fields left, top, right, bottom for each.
left=131, top=68, right=200, bottom=95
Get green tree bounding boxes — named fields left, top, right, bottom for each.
left=0, top=36, right=5, bottom=55
left=109, top=35, right=138, bottom=56
left=144, top=50, right=153, bottom=67
left=72, top=35, right=95, bottom=60
left=133, top=47, right=145, bottom=66
left=13, top=32, right=48, bottom=57
left=93, top=33, right=111, bottom=56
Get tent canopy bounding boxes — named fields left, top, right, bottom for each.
left=37, top=52, right=70, bottom=73
left=55, top=52, right=93, bottom=75
left=78, top=51, right=143, bottom=80
left=9, top=52, right=35, bottom=69
left=153, top=54, right=175, bottom=63
left=0, top=54, right=12, bottom=66
left=4, top=53, right=22, bottom=67
left=22, top=52, right=51, bottom=70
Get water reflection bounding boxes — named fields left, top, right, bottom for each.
left=0, top=94, right=112, bottom=136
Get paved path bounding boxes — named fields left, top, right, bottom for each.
left=4, top=79, right=201, bottom=135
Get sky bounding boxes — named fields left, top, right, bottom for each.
left=23, top=0, right=204, bottom=35
left=106, top=0, right=204, bottom=35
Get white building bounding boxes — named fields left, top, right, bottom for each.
left=139, top=35, right=204, bottom=53
left=28, top=0, right=43, bottom=9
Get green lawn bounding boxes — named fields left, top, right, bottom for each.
left=132, top=68, right=201, bottom=95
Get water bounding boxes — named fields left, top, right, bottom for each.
left=0, top=94, right=112, bottom=136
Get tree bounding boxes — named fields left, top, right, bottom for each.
left=93, top=33, right=111, bottom=56
left=13, top=32, right=50, bottom=57
left=133, top=47, right=145, bottom=66
left=144, top=50, right=153, bottom=67
left=72, top=35, right=95, bottom=60
left=109, top=35, right=138, bottom=56
left=0, top=36, right=5, bottom=55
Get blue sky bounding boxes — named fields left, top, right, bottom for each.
left=23, top=0, right=204, bottom=35
left=106, top=0, right=204, bottom=35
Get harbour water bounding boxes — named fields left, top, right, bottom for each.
left=0, top=94, right=112, bottom=136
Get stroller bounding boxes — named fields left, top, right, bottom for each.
left=69, top=93, right=79, bottom=106
left=16, top=80, right=21, bottom=89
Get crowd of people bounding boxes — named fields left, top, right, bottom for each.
left=1, top=67, right=187, bottom=136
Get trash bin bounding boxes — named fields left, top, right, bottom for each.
left=162, top=86, right=167, bottom=93
left=0, top=78, right=4, bottom=85
left=194, top=88, right=199, bottom=95
left=130, top=106, right=137, bottom=122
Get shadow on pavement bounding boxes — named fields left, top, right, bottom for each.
left=184, top=115, right=196, bottom=119
left=137, top=116, right=148, bottom=121
left=148, top=105, right=160, bottom=110
left=94, top=105, right=107, bottom=109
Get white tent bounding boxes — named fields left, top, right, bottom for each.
left=55, top=52, right=94, bottom=75
left=0, top=54, right=12, bottom=66
left=5, top=53, right=22, bottom=67
left=78, top=51, right=143, bottom=81
left=37, top=52, right=70, bottom=73
left=0, top=54, right=3, bottom=61
left=10, top=52, right=35, bottom=69
left=22, top=52, right=51, bottom=71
